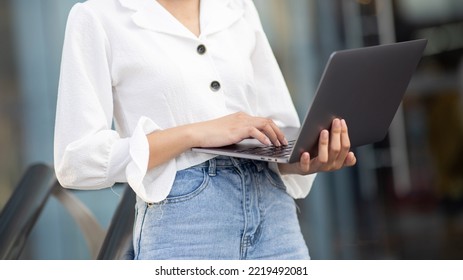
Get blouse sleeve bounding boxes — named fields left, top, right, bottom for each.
left=54, top=4, right=176, bottom=203
left=243, top=0, right=317, bottom=199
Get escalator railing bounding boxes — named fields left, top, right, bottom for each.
left=0, top=164, right=56, bottom=259
left=0, top=163, right=135, bottom=259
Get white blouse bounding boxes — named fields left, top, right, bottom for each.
left=54, top=0, right=316, bottom=203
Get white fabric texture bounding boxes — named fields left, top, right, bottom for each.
left=54, top=0, right=316, bottom=203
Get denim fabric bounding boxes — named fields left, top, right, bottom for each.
left=133, top=156, right=310, bottom=260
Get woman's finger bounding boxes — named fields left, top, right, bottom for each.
left=298, top=152, right=311, bottom=173
left=328, top=119, right=342, bottom=163
left=333, top=119, right=351, bottom=168
left=257, top=119, right=281, bottom=146
left=344, top=151, right=357, bottom=166
left=317, top=129, right=329, bottom=163
left=257, top=118, right=287, bottom=146
left=248, top=127, right=272, bottom=146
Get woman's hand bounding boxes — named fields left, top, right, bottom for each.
left=277, top=118, right=356, bottom=175
left=192, top=111, right=288, bottom=148
left=147, top=112, right=287, bottom=169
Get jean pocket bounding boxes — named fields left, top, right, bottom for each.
left=166, top=167, right=210, bottom=203
left=263, top=166, right=287, bottom=192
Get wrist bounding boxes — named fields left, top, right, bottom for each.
left=277, top=162, right=312, bottom=176
left=277, top=163, right=291, bottom=175
left=184, top=123, right=203, bottom=148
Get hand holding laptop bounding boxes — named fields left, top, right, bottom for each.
left=191, top=111, right=357, bottom=175
left=277, top=118, right=357, bottom=176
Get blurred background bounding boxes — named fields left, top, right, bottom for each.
left=0, top=0, right=462, bottom=259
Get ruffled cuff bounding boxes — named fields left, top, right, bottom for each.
left=125, top=116, right=178, bottom=203
left=268, top=162, right=316, bottom=199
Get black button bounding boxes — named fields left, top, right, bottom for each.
left=197, top=44, right=206, bottom=55
left=210, top=81, right=221, bottom=92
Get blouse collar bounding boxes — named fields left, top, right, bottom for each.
left=118, top=0, right=244, bottom=40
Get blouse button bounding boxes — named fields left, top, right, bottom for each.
left=210, top=81, right=221, bottom=92
left=197, top=44, right=206, bottom=55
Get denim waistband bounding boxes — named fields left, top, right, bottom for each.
left=196, top=156, right=266, bottom=176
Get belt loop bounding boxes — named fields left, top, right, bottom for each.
left=208, top=158, right=217, bottom=176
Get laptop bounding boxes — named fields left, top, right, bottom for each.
left=192, top=39, right=428, bottom=163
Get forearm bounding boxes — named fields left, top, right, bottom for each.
left=146, top=124, right=199, bottom=169
left=276, top=163, right=295, bottom=176
left=277, top=160, right=312, bottom=176
left=146, top=112, right=288, bottom=170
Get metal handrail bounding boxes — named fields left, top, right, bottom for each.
left=0, top=164, right=55, bottom=259
left=97, top=185, right=135, bottom=260
left=0, top=163, right=106, bottom=259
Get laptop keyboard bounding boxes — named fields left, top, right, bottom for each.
left=234, top=140, right=295, bottom=158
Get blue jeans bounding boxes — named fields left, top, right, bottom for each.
left=133, top=156, right=310, bottom=260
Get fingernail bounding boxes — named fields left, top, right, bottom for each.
left=265, top=138, right=271, bottom=145
left=283, top=137, right=288, bottom=145
left=322, top=130, right=329, bottom=139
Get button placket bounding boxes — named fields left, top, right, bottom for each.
left=195, top=41, right=222, bottom=93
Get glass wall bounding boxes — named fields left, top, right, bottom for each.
left=1, top=0, right=462, bottom=259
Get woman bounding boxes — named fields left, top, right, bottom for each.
left=54, top=0, right=356, bottom=260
